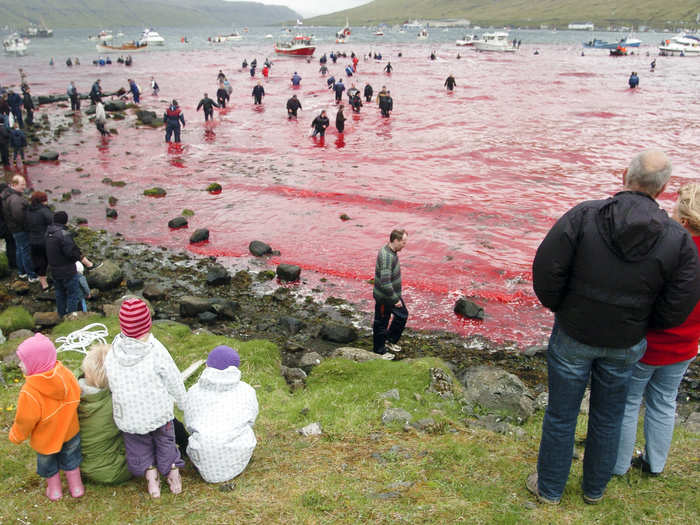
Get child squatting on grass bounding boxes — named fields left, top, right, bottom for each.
left=9, top=333, right=84, bottom=501
left=105, top=298, right=187, bottom=498
left=184, top=345, right=259, bottom=483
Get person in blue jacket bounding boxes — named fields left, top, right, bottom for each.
left=10, top=122, right=26, bottom=165
left=333, top=78, right=345, bottom=103
left=163, top=100, right=185, bottom=143
left=7, top=90, right=23, bottom=129
left=89, top=79, right=103, bottom=105
left=326, top=75, right=335, bottom=88
left=344, top=65, right=353, bottom=77
left=628, top=71, right=639, bottom=89
left=291, top=72, right=302, bottom=86
left=128, top=79, right=140, bottom=103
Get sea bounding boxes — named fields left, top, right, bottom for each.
left=1, top=26, right=698, bottom=347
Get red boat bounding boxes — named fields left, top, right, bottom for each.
left=274, top=35, right=315, bottom=56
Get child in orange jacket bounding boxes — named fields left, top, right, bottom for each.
left=9, top=333, right=84, bottom=501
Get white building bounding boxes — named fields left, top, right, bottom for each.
left=568, top=22, right=595, bottom=30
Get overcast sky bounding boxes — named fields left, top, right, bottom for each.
left=257, top=0, right=371, bottom=18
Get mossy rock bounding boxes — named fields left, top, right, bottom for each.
left=206, top=183, right=222, bottom=193
left=182, top=209, right=195, bottom=217
left=144, top=187, right=167, bottom=197
left=0, top=252, right=9, bottom=278
left=110, top=180, right=127, bottom=187
left=0, top=306, right=35, bottom=334
left=108, top=196, right=118, bottom=206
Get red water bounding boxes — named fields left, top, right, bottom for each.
left=4, top=45, right=698, bottom=346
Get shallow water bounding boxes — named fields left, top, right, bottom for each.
left=2, top=34, right=698, bottom=346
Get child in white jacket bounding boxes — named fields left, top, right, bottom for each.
left=184, top=345, right=259, bottom=483
left=104, top=298, right=186, bottom=498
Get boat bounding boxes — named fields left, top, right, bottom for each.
left=659, top=34, right=700, bottom=56
left=417, top=29, right=429, bottom=39
left=265, top=34, right=273, bottom=39
left=89, top=30, right=113, bottom=42
left=21, top=23, right=53, bottom=38
left=584, top=36, right=640, bottom=49
left=456, top=34, right=478, bottom=46
left=375, top=30, right=384, bottom=36
left=211, top=32, right=242, bottom=43
left=403, top=20, right=423, bottom=30
left=336, top=17, right=351, bottom=43
left=274, top=35, right=315, bottom=56
left=474, top=32, right=516, bottom=52
left=609, top=46, right=628, bottom=56
left=96, top=41, right=149, bottom=54
left=139, top=28, right=164, bottom=46
left=3, top=33, right=28, bottom=55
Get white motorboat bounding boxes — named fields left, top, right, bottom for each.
left=418, top=29, right=429, bottom=39
left=211, top=32, right=243, bottom=43
left=3, top=34, right=28, bottom=55
left=456, top=35, right=478, bottom=46
left=474, top=32, right=517, bottom=52
left=265, top=34, right=273, bottom=39
left=375, top=30, right=384, bottom=36
left=89, top=30, right=113, bottom=42
left=403, top=20, right=423, bottom=30
left=139, top=28, right=164, bottom=46
left=336, top=17, right=351, bottom=44
left=659, top=34, right=700, bottom=56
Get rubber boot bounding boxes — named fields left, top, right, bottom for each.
left=166, top=465, right=182, bottom=494
left=45, top=472, right=62, bottom=501
left=145, top=467, right=160, bottom=498
left=64, top=467, right=84, bottom=498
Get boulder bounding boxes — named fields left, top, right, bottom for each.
left=459, top=365, right=535, bottom=424
left=382, top=408, right=412, bottom=425
left=427, top=367, right=455, bottom=399
left=454, top=298, right=485, bottom=320
left=168, top=217, right=188, bottom=229
left=136, top=110, right=157, bottom=125
left=87, top=260, right=123, bottom=291
left=279, top=316, right=304, bottom=335
left=466, top=414, right=526, bottom=438
left=126, top=278, right=144, bottom=291
left=379, top=388, right=400, bottom=400
left=198, top=311, right=218, bottom=324
left=143, top=283, right=167, bottom=301
left=39, top=150, right=59, bottom=161
left=276, top=263, right=300, bottom=282
left=106, top=207, right=118, bottom=219
left=249, top=240, right=272, bottom=256
left=231, top=270, right=252, bottom=289
left=104, top=100, right=127, bottom=112
left=33, top=311, right=61, bottom=328
left=179, top=296, right=212, bottom=317
left=320, top=322, right=357, bottom=343
left=298, top=352, right=323, bottom=373
left=206, top=183, right=222, bottom=193
left=206, top=265, right=231, bottom=286
left=143, top=187, right=166, bottom=197
left=0, top=306, right=35, bottom=334
left=281, top=366, right=307, bottom=384
left=209, top=299, right=240, bottom=319
left=190, top=229, right=209, bottom=244
left=298, top=422, right=323, bottom=437
left=10, top=280, right=30, bottom=295
left=330, top=347, right=382, bottom=362
left=9, top=328, right=34, bottom=340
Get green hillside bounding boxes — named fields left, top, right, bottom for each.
left=0, top=0, right=299, bottom=29
left=306, top=0, right=699, bottom=29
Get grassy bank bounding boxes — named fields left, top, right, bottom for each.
left=0, top=316, right=697, bottom=524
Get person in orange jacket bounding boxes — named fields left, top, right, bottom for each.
left=9, top=333, right=83, bottom=501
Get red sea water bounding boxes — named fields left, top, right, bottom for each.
left=2, top=41, right=698, bottom=347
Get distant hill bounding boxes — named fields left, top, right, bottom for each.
left=0, top=0, right=300, bottom=29
left=306, top=0, right=699, bottom=29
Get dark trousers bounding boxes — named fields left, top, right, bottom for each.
left=217, top=98, right=226, bottom=108
left=254, top=95, right=262, bottom=104
left=70, top=95, right=80, bottom=111
left=96, top=122, right=108, bottom=136
left=365, top=95, right=372, bottom=102
left=204, top=109, right=213, bottom=121
left=372, top=298, right=408, bottom=353
left=165, top=123, right=181, bottom=143
left=54, top=272, right=81, bottom=316
left=0, top=143, right=8, bottom=166
left=123, top=421, right=185, bottom=477
left=25, top=110, right=33, bottom=126
left=11, top=109, right=23, bottom=129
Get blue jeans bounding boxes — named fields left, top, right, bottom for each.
left=54, top=273, right=81, bottom=317
left=36, top=432, right=82, bottom=478
left=537, top=321, right=646, bottom=501
left=613, top=357, right=694, bottom=475
left=12, top=231, right=37, bottom=278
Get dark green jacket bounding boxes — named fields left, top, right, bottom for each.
left=78, top=384, right=131, bottom=484
left=373, top=244, right=401, bottom=304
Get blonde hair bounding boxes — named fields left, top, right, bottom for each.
left=81, top=343, right=111, bottom=389
left=677, top=183, right=700, bottom=234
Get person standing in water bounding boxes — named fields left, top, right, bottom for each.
left=286, top=95, right=302, bottom=119
left=335, top=105, right=346, bottom=133
left=628, top=71, right=639, bottom=89
left=196, top=93, right=219, bottom=122
left=151, top=77, right=160, bottom=96
left=310, top=110, right=329, bottom=138
left=444, top=74, right=457, bottom=91
left=384, top=62, right=393, bottom=74
left=164, top=100, right=185, bottom=143
left=252, top=82, right=265, bottom=105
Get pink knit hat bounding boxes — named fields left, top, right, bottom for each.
left=119, top=298, right=152, bottom=339
left=16, top=333, right=57, bottom=376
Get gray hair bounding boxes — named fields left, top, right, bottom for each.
left=625, top=150, right=672, bottom=196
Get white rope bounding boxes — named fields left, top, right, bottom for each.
left=56, top=323, right=109, bottom=355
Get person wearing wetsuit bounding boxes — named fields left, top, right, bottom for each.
left=335, top=105, right=346, bottom=133
left=384, top=62, right=393, bottom=73
left=164, top=100, right=185, bottom=143
left=216, top=85, right=230, bottom=108
left=333, top=79, right=345, bottom=103
left=344, top=65, right=354, bottom=77
left=379, top=90, right=393, bottom=117
left=364, top=83, right=373, bottom=103
left=429, top=52, right=436, bottom=60
left=252, top=82, right=265, bottom=104
left=628, top=71, right=639, bottom=89
left=196, top=93, right=219, bottom=121
left=311, top=110, right=329, bottom=137
left=444, top=74, right=457, bottom=91
left=286, top=95, right=302, bottom=119
left=350, top=93, right=362, bottom=113
left=89, top=79, right=103, bottom=105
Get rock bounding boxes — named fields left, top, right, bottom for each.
left=104, top=100, right=127, bottom=112
left=39, top=150, right=59, bottom=161
left=276, top=263, right=300, bottom=282
left=209, top=299, right=240, bottom=320
left=298, top=352, right=323, bottom=373
left=454, top=298, right=485, bottom=320
left=330, top=347, right=382, bottom=362
left=168, top=217, right=188, bottom=229
left=10, top=281, right=30, bottom=295
left=466, top=414, right=526, bottom=438
left=143, top=284, right=166, bottom=301
left=3, top=353, right=20, bottom=368
left=231, top=270, right=252, bottom=289
left=87, top=260, right=124, bottom=291
left=106, top=207, right=118, bottom=219
left=198, top=311, right=218, bottom=324
left=298, top=422, right=323, bottom=437
left=382, top=408, right=412, bottom=425
left=179, top=296, right=212, bottom=317
left=249, top=240, right=272, bottom=256
left=427, top=367, right=455, bottom=399
left=206, top=183, right=222, bottom=193
left=459, top=365, right=535, bottom=424
left=683, top=412, right=700, bottom=434
left=190, top=229, right=209, bottom=244
left=8, top=328, right=33, bottom=340
left=136, top=110, right=157, bottom=125
left=411, top=418, right=436, bottom=432
left=534, top=392, right=548, bottom=411
left=33, top=311, right=61, bottom=328
left=281, top=366, right=307, bottom=384
left=523, top=345, right=547, bottom=357
left=0, top=306, right=34, bottom=333
left=319, top=322, right=357, bottom=343
left=256, top=270, right=276, bottom=281
left=380, top=388, right=400, bottom=400
left=278, top=316, right=304, bottom=335
left=143, top=187, right=166, bottom=197
left=75, top=217, right=88, bottom=225
left=206, top=265, right=231, bottom=286
left=126, top=279, right=144, bottom=291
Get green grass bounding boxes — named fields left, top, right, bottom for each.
left=0, top=316, right=697, bottom=523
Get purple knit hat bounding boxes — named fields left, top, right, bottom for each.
left=206, top=345, right=240, bottom=370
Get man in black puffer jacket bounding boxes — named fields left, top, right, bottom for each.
left=527, top=150, right=700, bottom=507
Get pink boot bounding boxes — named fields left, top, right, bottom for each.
left=45, top=472, right=62, bottom=501
left=64, top=468, right=84, bottom=498
left=166, top=466, right=182, bottom=494
left=145, top=467, right=160, bottom=498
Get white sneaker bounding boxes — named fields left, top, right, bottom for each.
left=386, top=343, right=402, bottom=353
left=28, top=277, right=40, bottom=283
left=380, top=353, right=395, bottom=360
left=18, top=274, right=28, bottom=279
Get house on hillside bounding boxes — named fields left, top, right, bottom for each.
left=568, top=22, right=595, bottom=30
